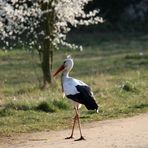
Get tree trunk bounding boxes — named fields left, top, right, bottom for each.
left=41, top=1, right=54, bottom=88
left=41, top=39, right=52, bottom=88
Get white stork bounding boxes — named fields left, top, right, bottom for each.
left=53, top=55, right=99, bottom=141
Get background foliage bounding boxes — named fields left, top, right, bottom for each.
left=0, top=32, right=148, bottom=135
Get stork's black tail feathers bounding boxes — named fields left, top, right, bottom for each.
left=67, top=85, right=99, bottom=112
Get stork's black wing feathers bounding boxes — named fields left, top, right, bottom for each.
left=66, top=85, right=98, bottom=110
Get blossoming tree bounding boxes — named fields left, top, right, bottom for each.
left=0, top=0, right=103, bottom=88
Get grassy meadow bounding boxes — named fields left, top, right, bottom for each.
left=0, top=32, right=148, bottom=136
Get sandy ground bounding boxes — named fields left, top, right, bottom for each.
left=0, top=113, right=148, bottom=148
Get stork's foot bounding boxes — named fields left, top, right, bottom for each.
left=65, top=136, right=74, bottom=139
left=75, top=136, right=86, bottom=141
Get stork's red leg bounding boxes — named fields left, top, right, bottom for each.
left=65, top=110, right=77, bottom=139
left=74, top=107, right=85, bottom=141
left=65, top=106, right=85, bottom=141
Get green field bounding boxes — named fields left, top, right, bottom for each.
left=0, top=32, right=148, bottom=136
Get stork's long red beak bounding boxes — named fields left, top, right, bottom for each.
left=53, top=64, right=65, bottom=77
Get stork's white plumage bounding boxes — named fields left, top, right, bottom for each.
left=54, top=55, right=98, bottom=141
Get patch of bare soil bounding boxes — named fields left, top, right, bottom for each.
left=0, top=113, right=148, bottom=148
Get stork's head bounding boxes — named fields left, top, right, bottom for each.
left=53, top=55, right=74, bottom=77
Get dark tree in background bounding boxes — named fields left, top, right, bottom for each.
left=86, top=0, right=148, bottom=30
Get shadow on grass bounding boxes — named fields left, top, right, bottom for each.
left=0, top=108, right=14, bottom=117
left=0, top=99, right=70, bottom=116
left=129, top=103, right=148, bottom=109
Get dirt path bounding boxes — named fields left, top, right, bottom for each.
left=0, top=113, right=148, bottom=148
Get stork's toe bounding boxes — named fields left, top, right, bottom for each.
left=65, top=136, right=74, bottom=139
left=75, top=136, right=86, bottom=141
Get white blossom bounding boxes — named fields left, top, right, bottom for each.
left=0, top=0, right=103, bottom=49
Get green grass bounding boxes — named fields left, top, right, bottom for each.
left=0, top=32, right=148, bottom=136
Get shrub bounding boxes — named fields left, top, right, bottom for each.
left=36, top=101, right=56, bottom=113
left=53, top=99, right=70, bottom=110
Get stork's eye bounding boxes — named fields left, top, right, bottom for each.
left=64, top=61, right=66, bottom=64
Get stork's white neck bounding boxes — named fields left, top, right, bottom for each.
left=61, top=70, right=70, bottom=93
left=61, top=70, right=70, bottom=78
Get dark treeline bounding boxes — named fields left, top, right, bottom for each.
left=85, top=0, right=148, bottom=31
